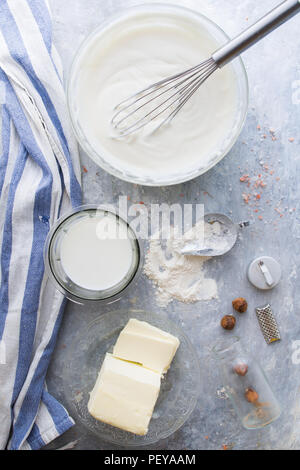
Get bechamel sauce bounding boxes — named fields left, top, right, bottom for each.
left=75, top=9, right=238, bottom=183
left=60, top=214, right=134, bottom=291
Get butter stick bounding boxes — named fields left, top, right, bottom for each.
left=113, top=319, right=180, bottom=374
left=88, top=353, right=161, bottom=435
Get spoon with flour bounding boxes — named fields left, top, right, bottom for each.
left=180, top=213, right=250, bottom=257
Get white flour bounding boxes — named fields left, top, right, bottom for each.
left=144, top=222, right=218, bottom=306
left=203, top=221, right=231, bottom=253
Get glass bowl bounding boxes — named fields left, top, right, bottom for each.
left=62, top=309, right=201, bottom=447
left=67, top=3, right=248, bottom=187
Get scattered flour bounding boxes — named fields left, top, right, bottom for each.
left=144, top=222, right=218, bottom=306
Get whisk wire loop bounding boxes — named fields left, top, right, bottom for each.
left=111, top=0, right=300, bottom=137
left=111, top=58, right=218, bottom=137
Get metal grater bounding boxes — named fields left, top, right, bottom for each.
left=255, top=304, right=281, bottom=344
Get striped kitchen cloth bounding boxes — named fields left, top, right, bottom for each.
left=0, top=0, right=82, bottom=450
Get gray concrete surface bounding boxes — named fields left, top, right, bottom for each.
left=45, top=0, right=300, bottom=450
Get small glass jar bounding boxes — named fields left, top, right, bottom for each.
left=44, top=205, right=142, bottom=304
left=213, top=337, right=281, bottom=429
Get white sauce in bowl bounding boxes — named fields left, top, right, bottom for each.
left=73, top=8, right=241, bottom=184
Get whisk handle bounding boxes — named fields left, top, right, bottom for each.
left=212, top=0, right=300, bottom=67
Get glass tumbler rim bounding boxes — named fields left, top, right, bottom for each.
left=44, top=204, right=143, bottom=304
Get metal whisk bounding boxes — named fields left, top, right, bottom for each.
left=112, top=0, right=300, bottom=137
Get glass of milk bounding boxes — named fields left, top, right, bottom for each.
left=44, top=205, right=142, bottom=304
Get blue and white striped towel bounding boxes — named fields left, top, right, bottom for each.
left=0, top=0, right=82, bottom=449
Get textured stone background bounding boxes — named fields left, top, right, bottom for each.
left=45, top=0, right=300, bottom=450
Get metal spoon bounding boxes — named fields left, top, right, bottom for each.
left=180, top=213, right=250, bottom=257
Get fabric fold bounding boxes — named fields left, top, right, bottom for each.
left=0, top=0, right=81, bottom=449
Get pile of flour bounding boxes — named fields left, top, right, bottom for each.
left=144, top=221, right=218, bottom=306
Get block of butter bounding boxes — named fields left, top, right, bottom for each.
left=88, top=353, right=161, bottom=435
left=88, top=319, right=180, bottom=435
left=113, top=319, right=180, bottom=374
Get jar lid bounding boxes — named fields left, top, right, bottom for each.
left=247, top=256, right=281, bottom=290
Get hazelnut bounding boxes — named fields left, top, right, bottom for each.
left=221, top=315, right=236, bottom=330
left=232, top=297, right=248, bottom=313
left=234, top=363, right=248, bottom=376
left=245, top=387, right=259, bottom=403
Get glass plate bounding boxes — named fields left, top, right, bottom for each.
left=62, top=309, right=200, bottom=447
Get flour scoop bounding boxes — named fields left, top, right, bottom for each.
left=180, top=213, right=250, bottom=257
